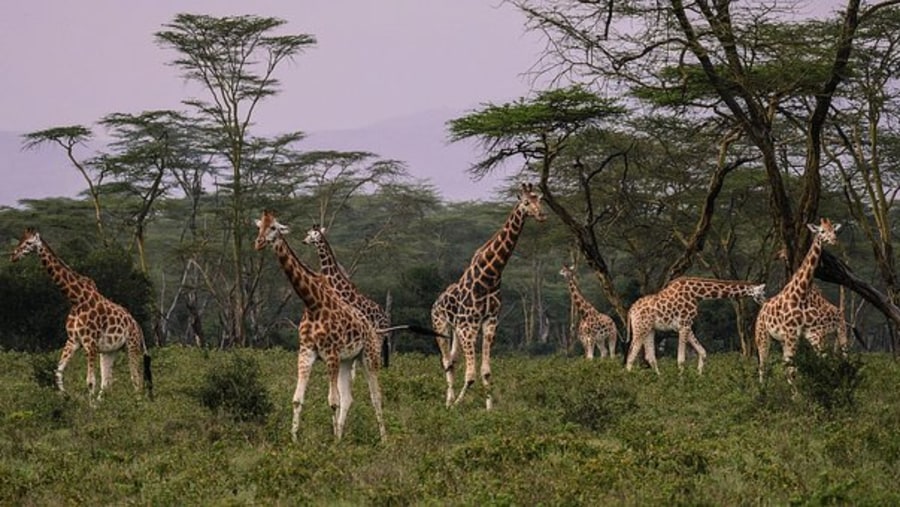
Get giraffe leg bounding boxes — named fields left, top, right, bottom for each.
left=56, top=336, right=80, bottom=394
left=361, top=355, right=387, bottom=442
left=681, top=326, right=707, bottom=374
left=754, top=317, right=771, bottom=384
left=625, top=323, right=645, bottom=372
left=98, top=353, right=116, bottom=400
left=451, top=326, right=478, bottom=408
left=607, top=328, right=618, bottom=359
left=291, top=347, right=316, bottom=443
left=643, top=331, right=660, bottom=375
left=676, top=329, right=688, bottom=374
left=581, top=333, right=594, bottom=360
left=84, top=344, right=98, bottom=401
left=782, top=337, right=800, bottom=394
left=127, top=339, right=143, bottom=392
left=433, top=318, right=457, bottom=407
left=598, top=334, right=607, bottom=359
left=333, top=361, right=354, bottom=442
left=480, top=318, right=497, bottom=410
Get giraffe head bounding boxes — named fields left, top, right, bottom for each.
left=806, top=218, right=841, bottom=246
left=749, top=283, right=767, bottom=304
left=518, top=183, right=547, bottom=222
left=559, top=264, right=575, bottom=280
left=10, top=227, right=42, bottom=262
left=302, top=224, right=326, bottom=246
left=254, top=210, right=290, bottom=251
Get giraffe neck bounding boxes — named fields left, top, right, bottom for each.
left=671, top=277, right=761, bottom=300
left=273, top=238, right=325, bottom=312
left=313, top=238, right=350, bottom=284
left=464, top=206, right=527, bottom=286
left=784, top=237, right=823, bottom=299
left=37, top=242, right=98, bottom=304
left=566, top=278, right=594, bottom=316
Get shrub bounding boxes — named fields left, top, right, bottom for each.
left=30, top=352, right=58, bottom=389
left=193, top=353, right=273, bottom=423
left=561, top=383, right=637, bottom=431
left=790, top=339, right=864, bottom=414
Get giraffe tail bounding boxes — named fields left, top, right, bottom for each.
left=381, top=332, right=391, bottom=369
left=143, top=353, right=154, bottom=401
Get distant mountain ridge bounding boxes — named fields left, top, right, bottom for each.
left=0, top=109, right=514, bottom=207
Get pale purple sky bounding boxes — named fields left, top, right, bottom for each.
left=0, top=1, right=543, bottom=134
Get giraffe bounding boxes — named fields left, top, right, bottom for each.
left=254, top=210, right=386, bottom=442
left=10, top=228, right=153, bottom=401
left=625, top=277, right=766, bottom=374
left=559, top=264, right=618, bottom=359
left=431, top=182, right=546, bottom=409
left=303, top=225, right=392, bottom=371
left=755, top=218, right=842, bottom=384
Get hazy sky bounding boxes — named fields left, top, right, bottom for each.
left=0, top=1, right=544, bottom=134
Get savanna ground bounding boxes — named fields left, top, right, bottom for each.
left=0, top=345, right=898, bottom=505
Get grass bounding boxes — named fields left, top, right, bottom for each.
left=0, top=346, right=899, bottom=505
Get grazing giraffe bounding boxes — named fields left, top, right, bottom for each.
left=559, top=264, right=618, bottom=359
left=10, top=228, right=153, bottom=401
left=625, top=277, right=766, bottom=374
left=303, top=225, right=392, bottom=371
left=755, top=218, right=842, bottom=384
left=432, top=182, right=546, bottom=409
left=255, top=210, right=386, bottom=442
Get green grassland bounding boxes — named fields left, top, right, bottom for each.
left=1, top=347, right=898, bottom=505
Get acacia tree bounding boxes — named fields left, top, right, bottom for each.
left=509, top=0, right=900, bottom=330
left=826, top=8, right=900, bottom=347
left=155, top=14, right=316, bottom=346
left=449, top=86, right=633, bottom=320
left=22, top=126, right=108, bottom=238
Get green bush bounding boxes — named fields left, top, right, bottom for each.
left=30, top=352, right=58, bottom=389
left=193, top=353, right=274, bottom=423
left=562, top=382, right=637, bottom=431
left=790, top=339, right=864, bottom=414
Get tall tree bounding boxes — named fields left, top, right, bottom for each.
left=155, top=14, right=316, bottom=346
left=510, top=0, right=900, bottom=330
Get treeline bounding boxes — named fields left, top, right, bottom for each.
left=2, top=4, right=900, bottom=356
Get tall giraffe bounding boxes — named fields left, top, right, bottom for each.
left=625, top=277, right=766, bottom=374
left=10, top=228, right=153, bottom=400
left=303, top=225, right=392, bottom=370
left=255, top=210, right=386, bottom=442
left=431, top=183, right=546, bottom=409
left=755, top=218, right=842, bottom=384
left=559, top=264, right=618, bottom=359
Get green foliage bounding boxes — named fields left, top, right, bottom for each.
left=193, top=353, right=274, bottom=423
left=0, top=349, right=900, bottom=504
left=790, top=339, right=865, bottom=414
left=30, top=352, right=57, bottom=389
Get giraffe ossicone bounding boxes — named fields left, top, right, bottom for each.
left=431, top=182, right=546, bottom=410
left=10, top=227, right=153, bottom=401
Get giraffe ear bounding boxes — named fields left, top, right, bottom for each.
left=833, top=223, right=842, bottom=233
left=806, top=223, right=819, bottom=234
left=254, top=219, right=263, bottom=228
left=320, top=227, right=327, bottom=235
left=278, top=223, right=290, bottom=235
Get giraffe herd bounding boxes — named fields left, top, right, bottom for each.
left=9, top=182, right=850, bottom=443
